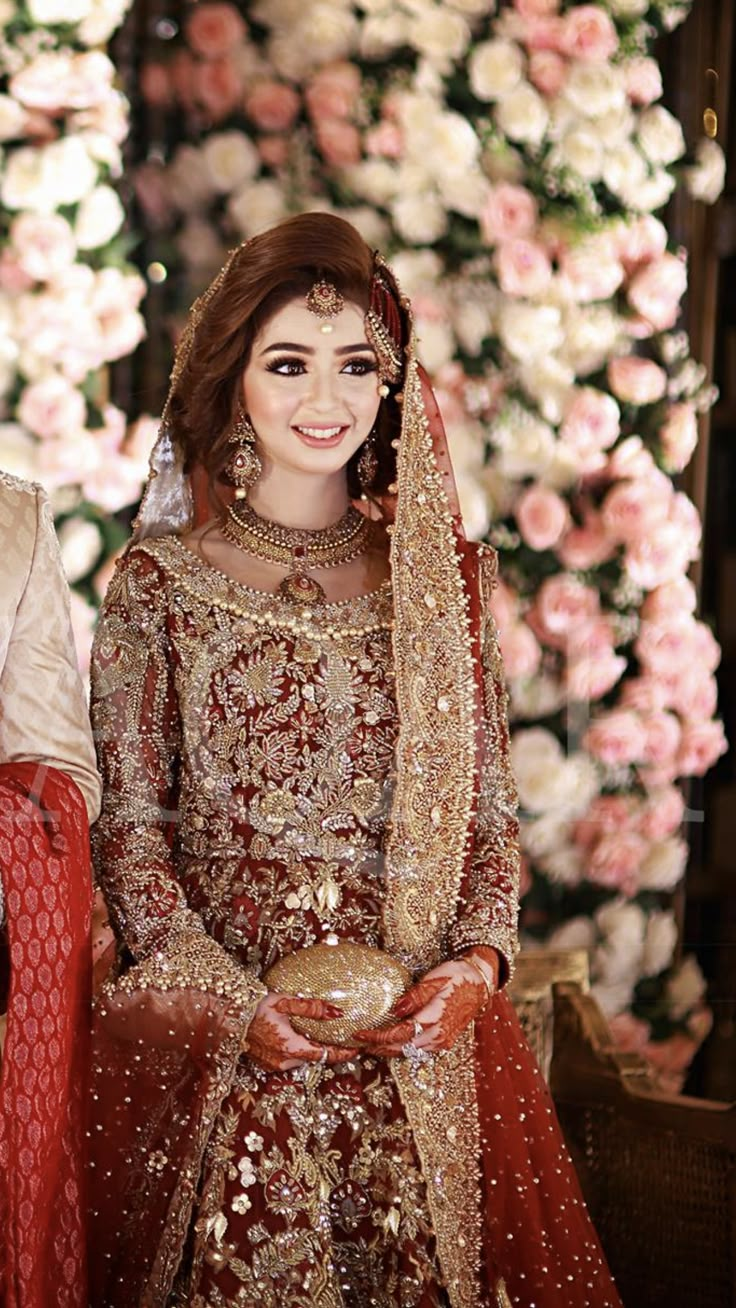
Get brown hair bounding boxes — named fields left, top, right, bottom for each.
left=168, top=212, right=405, bottom=506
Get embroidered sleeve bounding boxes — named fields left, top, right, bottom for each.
left=449, top=606, right=521, bottom=985
left=90, top=546, right=265, bottom=1022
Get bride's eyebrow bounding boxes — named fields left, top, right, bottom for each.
left=259, top=342, right=376, bottom=356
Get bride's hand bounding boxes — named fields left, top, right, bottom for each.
left=245, top=992, right=358, bottom=1072
left=353, top=950, right=498, bottom=1058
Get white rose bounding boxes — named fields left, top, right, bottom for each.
left=228, top=180, right=287, bottom=238
left=594, top=901, right=646, bottom=982
left=202, top=131, right=259, bottom=194
left=447, top=0, right=495, bottom=14
left=545, top=916, right=596, bottom=952
left=495, top=82, right=549, bottom=147
left=521, top=812, right=572, bottom=859
left=429, top=111, right=481, bottom=178
left=560, top=752, right=600, bottom=818
left=480, top=464, right=516, bottom=521
left=388, top=248, right=443, bottom=296
left=0, top=0, right=14, bottom=22
left=511, top=727, right=576, bottom=814
left=637, top=105, right=686, bottom=165
left=665, top=955, right=706, bottom=1020
left=392, top=190, right=447, bottom=244
left=641, top=910, right=678, bottom=978
left=28, top=0, right=91, bottom=19
left=46, top=137, right=98, bottom=207
left=684, top=137, right=726, bottom=205
left=564, top=63, right=626, bottom=120
left=1, top=147, right=48, bottom=211
left=608, top=0, right=648, bottom=13
left=175, top=218, right=227, bottom=272
left=167, top=145, right=215, bottom=213
left=269, top=6, right=358, bottom=78
left=410, top=7, right=470, bottom=64
left=594, top=103, right=635, bottom=149
left=335, top=205, right=389, bottom=248
left=621, top=168, right=676, bottom=214
left=538, top=845, right=584, bottom=887
left=57, top=516, right=102, bottom=583
left=558, top=304, right=624, bottom=375
left=639, top=836, right=687, bottom=891
left=492, top=403, right=556, bottom=480
left=602, top=141, right=647, bottom=197
left=518, top=355, right=575, bottom=427
left=75, top=184, right=124, bottom=249
left=553, top=127, right=604, bottom=181
left=453, top=299, right=494, bottom=356
left=78, top=0, right=129, bottom=45
left=456, top=472, right=490, bottom=542
left=0, top=423, right=37, bottom=480
left=76, top=129, right=122, bottom=177
left=0, top=94, right=26, bottom=142
left=440, top=169, right=490, bottom=219
left=498, top=302, right=563, bottom=362
left=469, top=39, right=523, bottom=102
left=415, top=317, right=455, bottom=373
left=344, top=159, right=400, bottom=206
left=590, top=979, right=635, bottom=1018
left=359, top=12, right=410, bottom=59
left=510, top=673, right=566, bottom=720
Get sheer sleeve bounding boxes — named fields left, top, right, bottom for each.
left=449, top=589, right=521, bottom=986
left=90, top=545, right=265, bottom=1021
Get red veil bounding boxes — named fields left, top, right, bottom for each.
left=0, top=763, right=91, bottom=1308
left=89, top=241, right=623, bottom=1307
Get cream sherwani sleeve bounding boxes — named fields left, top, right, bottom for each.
left=0, top=473, right=102, bottom=824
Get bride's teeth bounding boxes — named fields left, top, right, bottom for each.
left=298, top=425, right=343, bottom=439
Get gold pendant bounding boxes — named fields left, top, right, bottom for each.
left=278, top=572, right=326, bottom=605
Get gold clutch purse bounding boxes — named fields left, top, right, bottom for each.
left=263, top=940, right=411, bottom=1045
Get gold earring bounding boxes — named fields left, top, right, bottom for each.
left=357, top=431, right=378, bottom=493
left=226, top=409, right=262, bottom=497
left=377, top=383, right=390, bottom=398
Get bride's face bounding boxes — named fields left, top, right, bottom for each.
left=241, top=297, right=381, bottom=480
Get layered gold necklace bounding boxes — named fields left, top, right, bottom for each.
left=223, top=499, right=376, bottom=604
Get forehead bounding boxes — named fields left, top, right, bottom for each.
left=255, top=297, right=368, bottom=347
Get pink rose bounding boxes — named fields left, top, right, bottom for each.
left=561, top=6, right=618, bottom=61
left=624, top=522, right=696, bottom=590
left=641, top=577, right=697, bottom=621
left=584, top=709, right=647, bottom=766
left=614, top=215, right=668, bottom=272
left=641, top=711, right=682, bottom=766
left=608, top=355, right=667, bottom=405
left=642, top=1033, right=698, bottom=1079
left=605, top=435, right=657, bottom=481
left=609, top=1011, right=651, bottom=1053
left=0, top=249, right=34, bottom=294
left=623, top=56, right=663, bottom=106
left=515, top=484, right=569, bottom=551
left=140, top=62, right=173, bottom=109
left=512, top=14, right=565, bottom=52
left=588, top=831, right=646, bottom=896
left=36, top=431, right=100, bottom=487
left=627, top=252, right=688, bottom=332
left=11, top=213, right=76, bottom=283
left=620, top=676, right=667, bottom=713
left=601, top=474, right=672, bottom=545
left=18, top=375, right=86, bottom=439
left=305, top=62, right=361, bottom=122
left=496, top=238, right=553, bottom=298
left=669, top=671, right=718, bottom=721
left=515, top=0, right=560, bottom=14
left=480, top=183, right=538, bottom=245
left=364, top=119, right=403, bottom=159
left=194, top=56, right=243, bottom=122
left=185, top=3, right=247, bottom=58
left=669, top=490, right=702, bottom=556
left=574, top=796, right=635, bottom=851
left=567, top=649, right=627, bottom=702
left=499, top=621, right=542, bottom=679
left=83, top=452, right=148, bottom=514
left=315, top=118, right=362, bottom=166
left=244, top=81, right=300, bottom=133
left=557, top=515, right=617, bottom=569
left=258, top=136, right=289, bottom=168
left=169, top=50, right=198, bottom=114
left=560, top=387, right=620, bottom=468
left=658, top=402, right=698, bottom=474
left=528, top=574, right=599, bottom=649
left=638, top=785, right=685, bottom=840
left=527, top=50, right=567, bottom=98
left=489, top=578, right=519, bottom=632
left=636, top=616, right=697, bottom=676
left=133, top=161, right=174, bottom=230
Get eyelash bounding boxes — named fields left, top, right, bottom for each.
left=265, top=356, right=377, bottom=377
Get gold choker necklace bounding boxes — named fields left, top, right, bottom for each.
left=223, top=500, right=375, bottom=605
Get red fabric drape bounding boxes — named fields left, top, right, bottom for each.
left=0, top=763, right=91, bottom=1308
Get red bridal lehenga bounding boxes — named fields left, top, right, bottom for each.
left=0, top=763, right=91, bottom=1308
left=88, top=247, right=624, bottom=1308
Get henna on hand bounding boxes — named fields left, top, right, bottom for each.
left=245, top=993, right=357, bottom=1071
left=354, top=960, right=488, bottom=1058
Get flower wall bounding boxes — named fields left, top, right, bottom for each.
left=0, top=0, right=155, bottom=666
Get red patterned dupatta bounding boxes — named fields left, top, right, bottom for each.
left=0, top=762, right=91, bottom=1308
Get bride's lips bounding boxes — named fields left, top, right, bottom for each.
left=292, top=423, right=350, bottom=449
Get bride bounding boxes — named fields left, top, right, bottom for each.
left=88, top=212, right=622, bottom=1308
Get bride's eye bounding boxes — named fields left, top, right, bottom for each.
left=342, top=357, right=377, bottom=376
left=266, top=356, right=307, bottom=375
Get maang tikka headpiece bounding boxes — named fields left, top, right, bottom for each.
left=306, top=279, right=345, bottom=333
